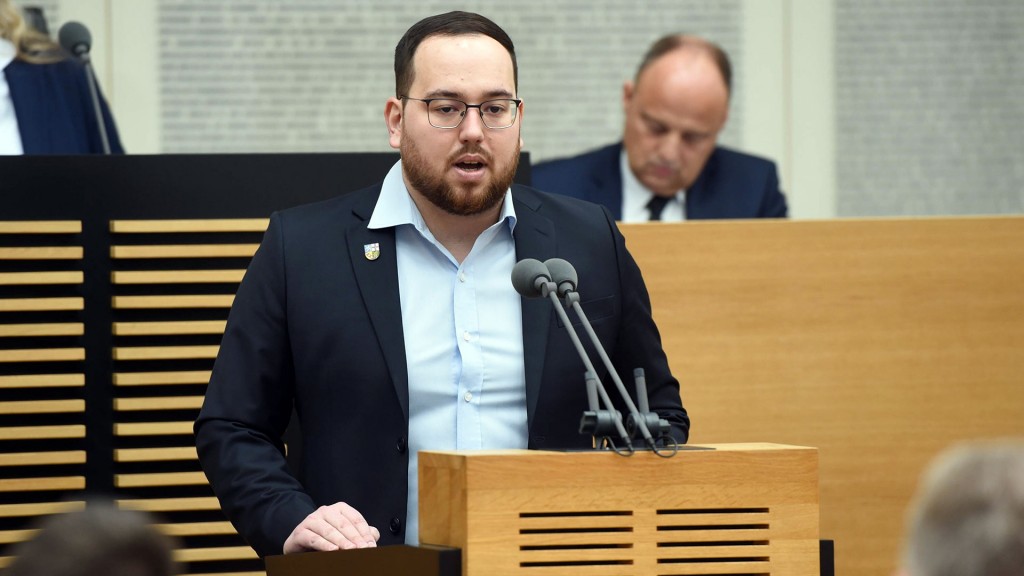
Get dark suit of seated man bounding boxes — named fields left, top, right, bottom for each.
left=532, top=35, right=787, bottom=222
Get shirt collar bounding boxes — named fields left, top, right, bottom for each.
left=0, top=39, right=16, bottom=70
left=368, top=159, right=517, bottom=234
left=620, top=147, right=685, bottom=222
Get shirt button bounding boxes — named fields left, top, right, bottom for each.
left=464, top=391, right=473, bottom=402
left=458, top=272, right=466, bottom=282
left=462, top=331, right=471, bottom=342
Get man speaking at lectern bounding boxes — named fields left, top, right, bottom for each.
left=195, top=11, right=688, bottom=559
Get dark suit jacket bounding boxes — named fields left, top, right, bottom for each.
left=194, top=183, right=689, bottom=557
left=4, top=58, right=123, bottom=154
left=531, top=142, right=787, bottom=219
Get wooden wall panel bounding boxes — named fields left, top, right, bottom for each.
left=621, top=217, right=1024, bottom=576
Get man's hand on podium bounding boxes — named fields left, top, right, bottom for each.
left=283, top=502, right=381, bottom=553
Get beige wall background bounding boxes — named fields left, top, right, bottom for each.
left=24, top=0, right=1024, bottom=221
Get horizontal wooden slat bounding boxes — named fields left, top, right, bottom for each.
left=657, top=562, right=772, bottom=575
left=113, top=345, right=219, bottom=361
left=655, top=528, right=770, bottom=543
left=112, top=270, right=246, bottom=284
left=187, top=569, right=264, bottom=573
left=519, top=515, right=639, bottom=530
left=156, top=521, right=237, bottom=537
left=0, top=501, right=84, bottom=518
left=175, top=546, right=259, bottom=563
left=0, top=425, right=85, bottom=440
left=516, top=531, right=636, bottom=547
left=115, top=446, right=197, bottom=462
left=656, top=512, right=770, bottom=526
left=110, top=219, right=268, bottom=233
left=0, top=271, right=83, bottom=285
left=511, top=560, right=770, bottom=576
left=114, top=421, right=194, bottom=436
left=0, top=529, right=38, bottom=544
left=113, top=320, right=227, bottom=336
left=0, top=451, right=85, bottom=466
left=113, top=370, right=211, bottom=386
left=0, top=476, right=84, bottom=492
left=467, top=564, right=634, bottom=576
left=0, top=247, right=82, bottom=260
left=0, top=374, right=84, bottom=388
left=657, top=544, right=772, bottom=560
left=0, top=399, right=84, bottom=414
left=0, top=221, right=81, bottom=234
left=114, top=396, right=203, bottom=411
left=118, top=496, right=220, bottom=512
left=0, top=323, right=84, bottom=337
left=115, top=471, right=208, bottom=488
left=0, top=297, right=83, bottom=311
left=0, top=348, right=85, bottom=363
left=110, top=244, right=259, bottom=259
left=112, top=295, right=234, bottom=309
left=517, top=548, right=641, bottom=563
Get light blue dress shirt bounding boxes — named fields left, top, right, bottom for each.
left=368, top=161, right=529, bottom=544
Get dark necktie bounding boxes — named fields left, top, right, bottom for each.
left=646, top=195, right=671, bottom=221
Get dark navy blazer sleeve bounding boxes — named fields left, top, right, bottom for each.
left=196, top=192, right=413, bottom=557
left=195, top=212, right=314, bottom=557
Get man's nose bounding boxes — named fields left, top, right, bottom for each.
left=459, top=109, right=486, bottom=142
left=656, top=132, right=684, bottom=160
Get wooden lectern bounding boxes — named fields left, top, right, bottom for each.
left=419, top=443, right=819, bottom=575
left=266, top=443, right=818, bottom=576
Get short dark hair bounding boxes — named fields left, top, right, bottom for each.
left=394, top=11, right=518, bottom=98
left=635, top=34, right=732, bottom=96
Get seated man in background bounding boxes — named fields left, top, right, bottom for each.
left=897, top=440, right=1024, bottom=576
left=532, top=34, right=786, bottom=221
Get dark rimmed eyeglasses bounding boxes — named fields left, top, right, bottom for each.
left=400, top=96, right=522, bottom=129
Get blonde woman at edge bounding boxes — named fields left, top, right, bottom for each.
left=0, top=0, right=122, bottom=154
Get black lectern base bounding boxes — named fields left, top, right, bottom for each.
left=265, top=544, right=460, bottom=576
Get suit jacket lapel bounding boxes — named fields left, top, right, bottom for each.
left=686, top=147, right=718, bottom=219
left=589, top=143, right=625, bottom=220
left=511, top=187, right=557, bottom=432
left=346, top=190, right=410, bottom=420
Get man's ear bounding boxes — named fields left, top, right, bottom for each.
left=385, top=97, right=403, bottom=150
left=517, top=98, right=525, bottom=149
left=622, top=80, right=635, bottom=111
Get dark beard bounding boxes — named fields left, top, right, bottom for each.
left=401, top=138, right=519, bottom=216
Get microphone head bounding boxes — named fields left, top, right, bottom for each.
left=544, top=258, right=578, bottom=297
left=58, top=21, right=92, bottom=58
left=511, top=259, right=551, bottom=298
